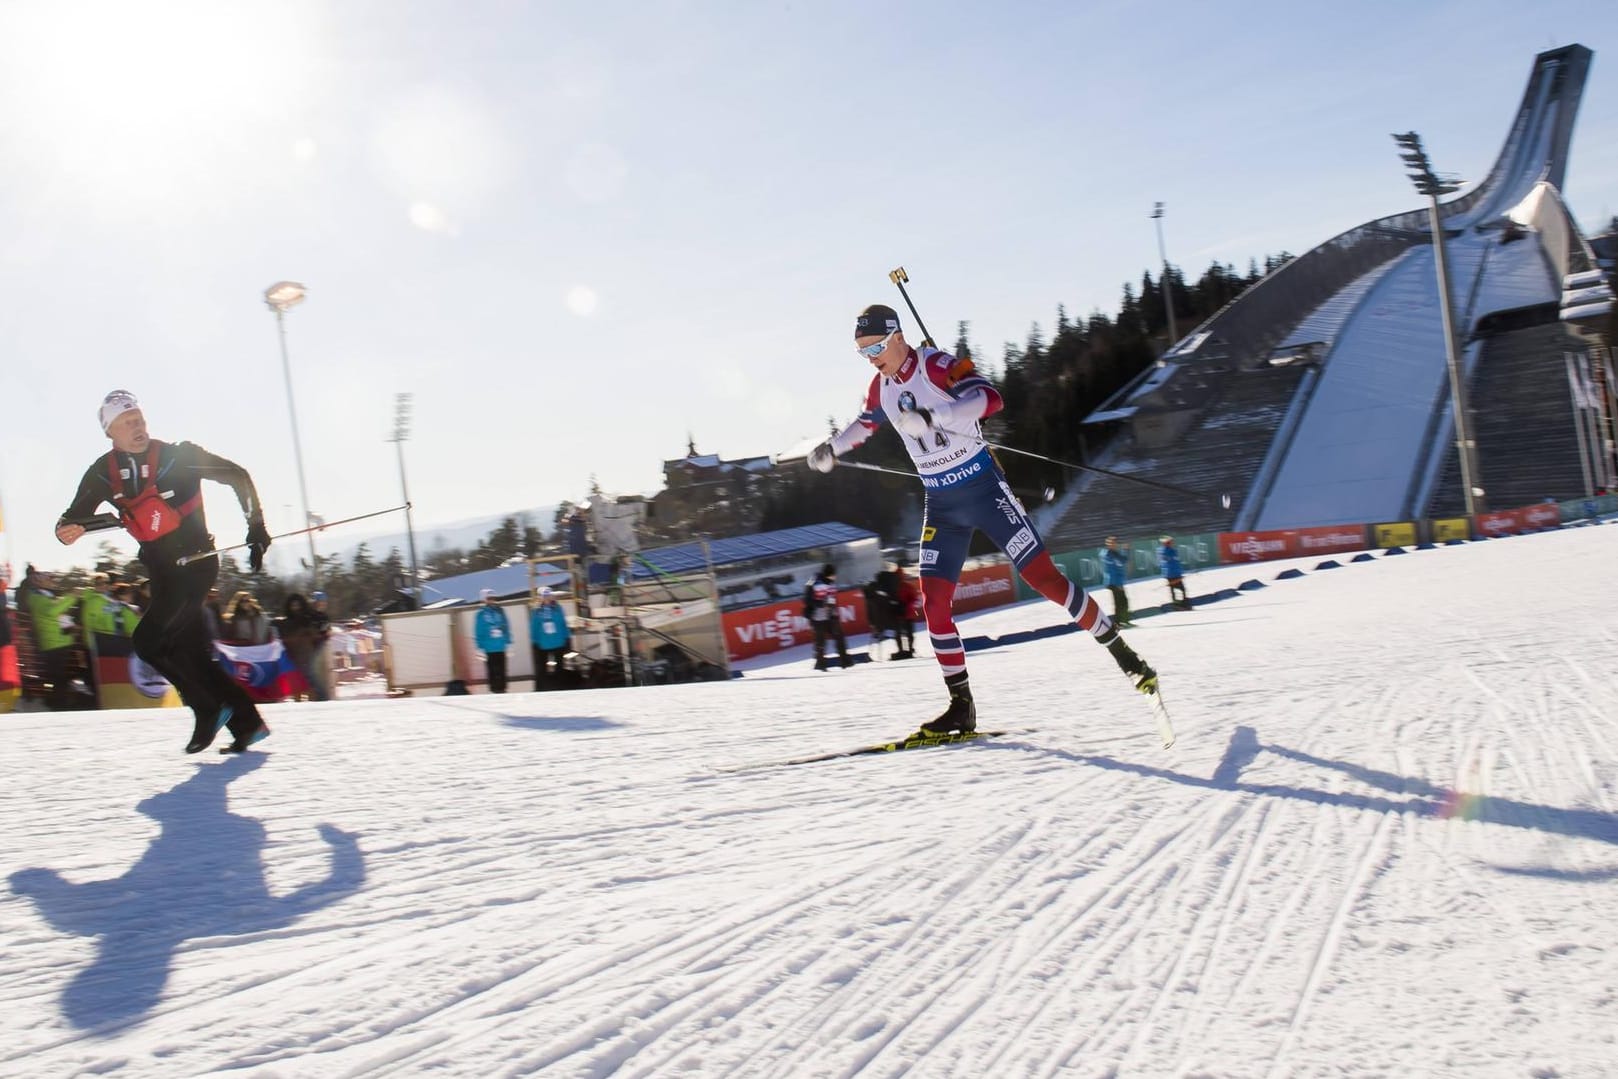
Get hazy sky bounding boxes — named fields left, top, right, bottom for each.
left=3, top=0, right=1615, bottom=576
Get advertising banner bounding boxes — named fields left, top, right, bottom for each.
left=1029, top=534, right=1220, bottom=601
left=723, top=587, right=870, bottom=662
left=1559, top=493, right=1617, bottom=522
left=952, top=563, right=1017, bottom=615
left=1432, top=517, right=1471, bottom=542
left=1475, top=503, right=1562, bottom=537
left=1218, top=524, right=1368, bottom=563
left=723, top=563, right=1018, bottom=661
left=1372, top=522, right=1418, bottom=548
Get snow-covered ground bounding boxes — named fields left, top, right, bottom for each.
left=4, top=525, right=1616, bottom=1078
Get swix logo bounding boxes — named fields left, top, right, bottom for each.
left=1005, top=527, right=1036, bottom=561
left=995, top=496, right=1019, bottom=525
left=148, top=510, right=163, bottom=534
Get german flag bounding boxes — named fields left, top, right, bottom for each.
left=94, top=632, right=182, bottom=710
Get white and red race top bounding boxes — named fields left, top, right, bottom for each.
left=829, top=346, right=1004, bottom=489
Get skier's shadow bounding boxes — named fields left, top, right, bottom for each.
left=1008, top=726, right=1618, bottom=864
left=9, top=755, right=365, bottom=1030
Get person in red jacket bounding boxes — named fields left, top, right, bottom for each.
left=55, top=391, right=273, bottom=754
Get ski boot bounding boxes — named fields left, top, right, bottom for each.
left=185, top=704, right=234, bottom=754
left=1106, top=636, right=1158, bottom=696
left=919, top=672, right=976, bottom=735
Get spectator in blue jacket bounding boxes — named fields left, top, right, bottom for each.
left=1101, top=537, right=1133, bottom=627
left=1158, top=535, right=1192, bottom=611
left=529, top=587, right=571, bottom=691
left=473, top=588, right=511, bottom=693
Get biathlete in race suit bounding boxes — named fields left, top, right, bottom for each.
left=55, top=391, right=274, bottom=754
left=808, top=304, right=1159, bottom=735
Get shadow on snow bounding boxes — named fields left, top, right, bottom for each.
left=999, top=725, right=1618, bottom=865
left=9, top=754, right=365, bottom=1031
left=501, top=715, right=623, bottom=732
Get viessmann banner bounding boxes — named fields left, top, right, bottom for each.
left=1217, top=525, right=1368, bottom=563
left=721, top=563, right=1016, bottom=662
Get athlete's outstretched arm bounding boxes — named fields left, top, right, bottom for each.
left=182, top=443, right=263, bottom=522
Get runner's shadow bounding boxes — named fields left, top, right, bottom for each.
left=8, top=755, right=364, bottom=1030
left=1007, top=725, right=1618, bottom=854
left=502, top=715, right=622, bottom=732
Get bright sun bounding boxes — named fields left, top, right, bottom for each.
left=0, top=1, right=323, bottom=214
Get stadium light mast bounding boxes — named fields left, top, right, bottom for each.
left=263, top=280, right=321, bottom=587
left=388, top=392, right=422, bottom=607
left=1392, top=132, right=1485, bottom=519
left=1150, top=202, right=1180, bottom=349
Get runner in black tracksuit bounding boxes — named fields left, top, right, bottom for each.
left=55, top=391, right=274, bottom=754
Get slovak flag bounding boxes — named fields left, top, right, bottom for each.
left=214, top=638, right=305, bottom=702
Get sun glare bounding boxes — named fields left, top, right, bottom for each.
left=0, top=1, right=322, bottom=213
left=565, top=286, right=599, bottom=316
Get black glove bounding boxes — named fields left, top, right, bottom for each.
left=246, top=518, right=271, bottom=573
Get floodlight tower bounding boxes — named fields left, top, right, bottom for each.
left=1150, top=202, right=1179, bottom=348
left=388, top=392, right=422, bottom=606
left=1392, top=132, right=1485, bottom=518
left=263, top=280, right=321, bottom=586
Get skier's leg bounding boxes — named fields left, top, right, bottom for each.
left=914, top=506, right=977, bottom=733
left=1016, top=550, right=1157, bottom=692
left=917, top=575, right=974, bottom=733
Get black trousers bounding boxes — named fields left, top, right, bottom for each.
left=133, top=555, right=258, bottom=739
left=41, top=647, right=80, bottom=711
left=812, top=619, right=848, bottom=667
left=532, top=646, right=566, bottom=690
left=892, top=608, right=915, bottom=653
left=1107, top=584, right=1132, bottom=624
left=486, top=650, right=508, bottom=693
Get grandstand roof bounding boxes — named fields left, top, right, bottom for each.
left=631, top=522, right=877, bottom=578
left=416, top=522, right=878, bottom=603
left=417, top=562, right=573, bottom=607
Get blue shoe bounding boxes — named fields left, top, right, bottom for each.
left=219, top=721, right=271, bottom=754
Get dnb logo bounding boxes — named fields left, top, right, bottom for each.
left=1005, top=527, right=1036, bottom=561
left=128, top=655, right=172, bottom=699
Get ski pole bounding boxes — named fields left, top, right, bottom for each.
left=61, top=513, right=123, bottom=534
left=826, top=458, right=917, bottom=479
left=784, top=451, right=1055, bottom=502
left=973, top=437, right=1232, bottom=508
left=176, top=503, right=412, bottom=566
left=888, top=267, right=935, bottom=348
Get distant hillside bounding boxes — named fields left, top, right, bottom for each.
left=331, top=505, right=558, bottom=565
